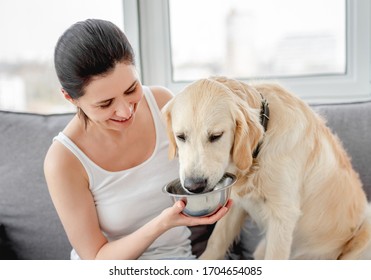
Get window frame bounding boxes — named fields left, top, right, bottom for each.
left=126, top=0, right=371, bottom=103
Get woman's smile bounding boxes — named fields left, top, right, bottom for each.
left=109, top=102, right=137, bottom=125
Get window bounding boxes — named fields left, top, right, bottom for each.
left=0, top=0, right=124, bottom=113
left=2, top=0, right=369, bottom=113
left=137, top=0, right=370, bottom=103
left=169, top=0, right=346, bottom=81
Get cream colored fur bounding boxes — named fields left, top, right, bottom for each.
left=163, top=76, right=371, bottom=259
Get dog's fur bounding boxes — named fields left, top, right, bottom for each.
left=163, top=76, right=371, bottom=259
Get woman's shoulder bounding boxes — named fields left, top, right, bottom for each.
left=148, top=86, right=174, bottom=110
left=44, top=140, right=86, bottom=178
left=44, top=128, right=88, bottom=190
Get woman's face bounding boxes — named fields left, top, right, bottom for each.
left=76, top=62, right=143, bottom=132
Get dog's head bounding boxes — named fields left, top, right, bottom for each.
left=163, top=77, right=263, bottom=193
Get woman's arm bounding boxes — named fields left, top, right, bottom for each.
left=44, top=140, right=231, bottom=260
left=44, top=141, right=109, bottom=259
left=95, top=199, right=231, bottom=259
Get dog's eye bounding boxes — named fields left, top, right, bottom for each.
left=209, top=132, right=223, bottom=143
left=176, top=134, right=187, bottom=142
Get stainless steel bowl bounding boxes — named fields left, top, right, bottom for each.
left=162, top=173, right=236, bottom=217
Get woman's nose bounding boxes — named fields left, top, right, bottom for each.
left=115, top=100, right=133, bottom=118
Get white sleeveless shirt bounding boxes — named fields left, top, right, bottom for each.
left=54, top=87, right=193, bottom=260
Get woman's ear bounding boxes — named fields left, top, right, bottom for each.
left=61, top=89, right=78, bottom=106
left=162, top=100, right=177, bottom=160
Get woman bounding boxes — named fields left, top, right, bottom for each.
left=44, top=19, right=231, bottom=260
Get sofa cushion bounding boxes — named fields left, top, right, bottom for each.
left=313, top=101, right=371, bottom=199
left=0, top=111, right=73, bottom=259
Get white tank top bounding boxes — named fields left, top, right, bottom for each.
left=54, top=86, right=193, bottom=259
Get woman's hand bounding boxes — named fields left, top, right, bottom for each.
left=159, top=199, right=233, bottom=230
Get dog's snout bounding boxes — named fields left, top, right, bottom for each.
left=184, top=177, right=208, bottom=193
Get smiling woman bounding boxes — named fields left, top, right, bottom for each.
left=62, top=62, right=142, bottom=130
left=0, top=0, right=124, bottom=113
left=43, top=18, right=232, bottom=260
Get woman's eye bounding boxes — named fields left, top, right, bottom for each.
left=99, top=100, right=112, bottom=108
left=125, top=86, right=136, bottom=95
left=176, top=134, right=186, bottom=142
left=209, top=132, right=223, bottom=143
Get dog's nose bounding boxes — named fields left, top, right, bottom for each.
left=184, top=177, right=208, bottom=193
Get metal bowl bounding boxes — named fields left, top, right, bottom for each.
left=162, top=173, right=236, bottom=217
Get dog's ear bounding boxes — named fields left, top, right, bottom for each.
left=161, top=100, right=177, bottom=160
left=232, top=101, right=264, bottom=171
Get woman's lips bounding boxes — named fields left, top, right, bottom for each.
left=111, top=114, right=132, bottom=122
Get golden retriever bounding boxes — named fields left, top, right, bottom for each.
left=162, top=76, right=371, bottom=259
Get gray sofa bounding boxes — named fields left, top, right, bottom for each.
left=0, top=100, right=370, bottom=260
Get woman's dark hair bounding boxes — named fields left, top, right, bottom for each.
left=54, top=19, right=135, bottom=125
